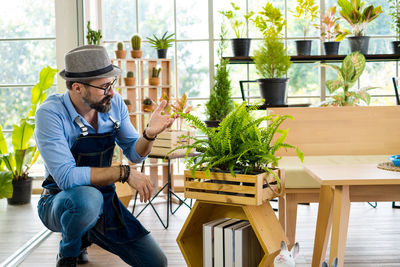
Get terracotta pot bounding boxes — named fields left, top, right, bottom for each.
left=115, top=50, right=127, bottom=59
left=131, top=50, right=143, bottom=58
left=124, top=77, right=136, bottom=86
left=142, top=104, right=155, bottom=113
left=149, top=77, right=160, bottom=86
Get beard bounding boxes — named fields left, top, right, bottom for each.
left=83, top=92, right=113, bottom=113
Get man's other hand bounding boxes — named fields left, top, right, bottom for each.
left=127, top=168, right=154, bottom=203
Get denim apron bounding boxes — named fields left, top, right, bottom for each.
left=42, top=116, right=149, bottom=244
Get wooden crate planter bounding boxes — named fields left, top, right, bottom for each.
left=183, top=169, right=284, bottom=206
left=150, top=130, right=195, bottom=156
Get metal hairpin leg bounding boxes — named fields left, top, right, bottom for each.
left=367, top=202, right=377, bottom=208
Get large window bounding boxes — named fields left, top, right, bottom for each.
left=101, top=0, right=398, bottom=116
left=0, top=0, right=56, bottom=129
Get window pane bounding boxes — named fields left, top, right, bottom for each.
left=0, top=0, right=55, bottom=38
left=176, top=0, right=208, bottom=40
left=0, top=40, right=56, bottom=84
left=360, top=62, right=396, bottom=98
left=287, top=0, right=319, bottom=38
left=214, top=0, right=247, bottom=39
left=288, top=63, right=320, bottom=96
left=102, top=0, right=136, bottom=42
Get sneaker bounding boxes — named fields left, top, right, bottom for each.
left=56, top=253, right=77, bottom=267
left=77, top=248, right=89, bottom=264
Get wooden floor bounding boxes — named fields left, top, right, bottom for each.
left=2, top=196, right=400, bottom=266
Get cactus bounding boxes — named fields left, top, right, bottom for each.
left=117, top=42, right=124, bottom=50
left=152, top=67, right=161, bottom=78
left=143, top=97, right=153, bottom=105
left=127, top=71, right=134, bottom=78
left=131, top=34, right=141, bottom=50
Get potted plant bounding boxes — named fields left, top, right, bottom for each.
left=291, top=0, right=319, bottom=56
left=319, top=51, right=377, bottom=106
left=337, top=0, right=382, bottom=54
left=86, top=21, right=102, bottom=45
left=146, top=31, right=175, bottom=59
left=123, top=99, right=134, bottom=113
left=389, top=0, right=400, bottom=54
left=115, top=42, right=127, bottom=59
left=124, top=71, right=135, bottom=86
left=149, top=67, right=161, bottom=86
left=251, top=2, right=286, bottom=39
left=0, top=66, right=57, bottom=205
left=142, top=97, right=155, bottom=113
left=167, top=102, right=304, bottom=204
left=130, top=34, right=142, bottom=59
left=315, top=6, right=350, bottom=55
left=205, top=24, right=234, bottom=128
left=219, top=2, right=254, bottom=57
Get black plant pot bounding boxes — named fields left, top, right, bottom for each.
left=295, top=40, right=312, bottom=56
left=157, top=49, right=168, bottom=58
left=204, top=120, right=221, bottom=128
left=323, top=41, right=340, bottom=55
left=231, top=38, right=251, bottom=57
left=257, top=78, right=289, bottom=106
left=7, top=177, right=32, bottom=205
left=348, top=36, right=370, bottom=54
left=391, top=41, right=400, bottom=54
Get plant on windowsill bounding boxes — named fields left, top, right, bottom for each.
left=124, top=71, right=135, bottom=86
left=319, top=51, right=377, bottom=106
left=0, top=66, right=58, bottom=204
left=146, top=31, right=175, bottom=59
left=86, top=21, right=102, bottom=45
left=337, top=0, right=382, bottom=54
left=219, top=2, right=254, bottom=57
left=205, top=24, right=234, bottom=128
left=115, top=42, right=127, bottom=59
left=167, top=102, right=304, bottom=204
left=291, top=0, right=319, bottom=55
left=389, top=0, right=400, bottom=54
left=131, top=34, right=143, bottom=59
left=149, top=67, right=161, bottom=86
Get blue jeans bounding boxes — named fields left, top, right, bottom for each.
left=38, top=186, right=167, bottom=267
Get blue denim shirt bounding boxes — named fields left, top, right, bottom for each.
left=34, top=91, right=146, bottom=190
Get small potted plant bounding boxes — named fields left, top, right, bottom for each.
left=389, top=0, right=400, bottom=54
left=146, top=31, right=175, bottom=59
left=291, top=0, right=319, bottom=56
left=219, top=2, right=254, bottom=57
left=130, top=34, right=143, bottom=58
left=86, top=21, right=102, bottom=45
left=149, top=67, right=161, bottom=86
left=337, top=0, right=382, bottom=54
left=115, top=42, right=127, bottom=59
left=124, top=71, right=135, bottom=86
left=315, top=6, right=350, bottom=55
left=123, top=99, right=133, bottom=113
left=319, top=51, right=377, bottom=106
left=142, top=97, right=155, bottom=113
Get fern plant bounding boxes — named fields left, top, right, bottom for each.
left=168, top=102, right=304, bottom=188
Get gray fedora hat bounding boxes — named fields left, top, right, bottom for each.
left=59, top=45, right=121, bottom=81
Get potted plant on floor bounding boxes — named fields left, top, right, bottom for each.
left=389, top=0, right=400, bottom=54
left=205, top=24, right=234, bottom=128
left=315, top=6, right=350, bottom=55
left=219, top=2, right=254, bottom=57
left=131, top=34, right=143, bottom=58
left=291, top=0, right=319, bottom=56
left=319, top=51, right=377, bottom=106
left=149, top=67, right=161, bottom=86
left=0, top=66, right=58, bottom=205
left=124, top=71, right=135, bottom=86
left=115, top=42, right=127, bottom=59
left=252, top=2, right=292, bottom=106
left=337, top=0, right=382, bottom=54
left=86, top=21, right=102, bottom=45
left=146, top=31, right=175, bottom=59
left=167, top=102, right=304, bottom=204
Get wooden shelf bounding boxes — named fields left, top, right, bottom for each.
left=119, top=85, right=172, bottom=89
left=112, top=58, right=172, bottom=62
left=224, top=54, right=400, bottom=64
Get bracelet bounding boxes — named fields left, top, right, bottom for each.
left=120, top=165, right=130, bottom=183
left=143, top=128, right=157, bottom=141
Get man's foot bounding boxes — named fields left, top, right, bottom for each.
left=77, top=248, right=89, bottom=264
left=56, top=253, right=77, bottom=267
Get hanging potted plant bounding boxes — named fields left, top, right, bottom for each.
left=0, top=66, right=58, bottom=205
left=389, top=0, right=400, bottom=54
left=219, top=2, right=254, bottom=57
left=130, top=34, right=143, bottom=58
left=115, top=42, right=127, bottom=59
left=146, top=31, right=175, bottom=59
left=337, top=0, right=382, bottom=54
left=315, top=6, right=350, bottom=55
left=291, top=0, right=319, bottom=56
left=205, top=24, right=234, bottom=128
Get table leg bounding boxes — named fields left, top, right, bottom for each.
left=312, top=185, right=334, bottom=267
left=329, top=185, right=350, bottom=267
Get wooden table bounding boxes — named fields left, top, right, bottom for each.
left=304, top=164, right=400, bottom=267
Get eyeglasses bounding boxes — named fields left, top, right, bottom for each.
left=78, top=78, right=117, bottom=95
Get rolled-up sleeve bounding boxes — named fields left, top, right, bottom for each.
left=34, top=108, right=91, bottom=190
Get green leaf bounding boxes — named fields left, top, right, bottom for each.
left=0, top=171, right=13, bottom=199
left=12, top=118, right=34, bottom=151
left=0, top=125, right=8, bottom=154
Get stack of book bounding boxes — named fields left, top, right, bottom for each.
left=203, top=218, right=263, bottom=267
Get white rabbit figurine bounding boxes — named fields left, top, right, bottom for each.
left=273, top=240, right=299, bottom=267
left=321, top=257, right=338, bottom=267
